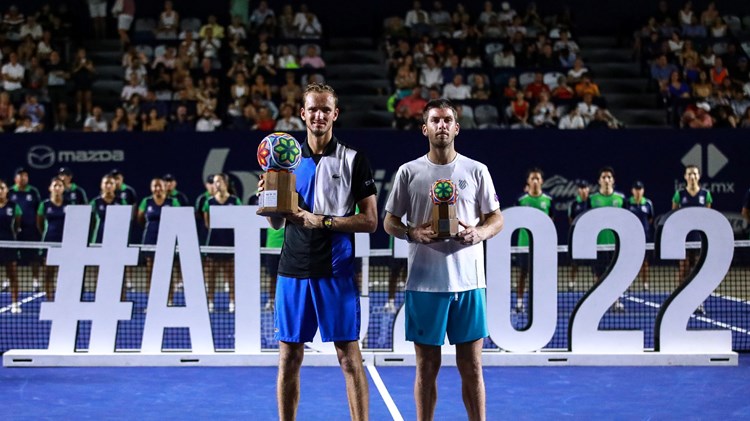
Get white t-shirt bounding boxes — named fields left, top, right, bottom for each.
left=385, top=153, right=500, bottom=292
left=1, top=62, right=25, bottom=91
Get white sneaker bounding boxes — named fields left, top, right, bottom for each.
left=383, top=299, right=396, bottom=313
left=228, top=302, right=235, bottom=313
left=126, top=281, right=133, bottom=291
left=167, top=299, right=173, bottom=306
left=32, top=279, right=40, bottom=292
left=612, top=299, right=625, bottom=312
left=514, top=303, right=525, bottom=314
left=1, top=279, right=8, bottom=291
left=643, top=282, right=649, bottom=291
left=208, top=301, right=214, bottom=313
left=224, top=282, right=229, bottom=292
left=176, top=281, right=184, bottom=290
left=568, top=281, right=576, bottom=292
left=10, top=303, right=22, bottom=314
left=694, top=304, right=706, bottom=315
left=263, top=299, right=275, bottom=311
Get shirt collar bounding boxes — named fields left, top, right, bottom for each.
left=302, top=135, right=338, bottom=158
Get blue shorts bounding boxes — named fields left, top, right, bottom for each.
left=274, top=275, right=361, bottom=343
left=405, top=289, right=488, bottom=346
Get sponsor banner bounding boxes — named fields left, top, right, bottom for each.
left=3, top=130, right=746, bottom=246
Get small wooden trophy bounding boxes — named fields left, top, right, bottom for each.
left=257, top=132, right=302, bottom=216
left=430, top=178, right=459, bottom=239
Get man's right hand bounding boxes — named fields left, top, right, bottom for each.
left=409, top=222, right=438, bottom=244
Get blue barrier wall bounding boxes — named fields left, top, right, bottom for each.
left=3, top=129, right=746, bottom=247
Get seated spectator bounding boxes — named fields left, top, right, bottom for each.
left=394, top=86, right=427, bottom=130
left=700, top=46, right=715, bottom=67
left=152, top=47, right=177, bottom=70
left=0, top=91, right=17, bottom=132
left=552, top=75, right=576, bottom=100
left=250, top=52, right=277, bottom=80
left=509, top=91, right=531, bottom=129
left=680, top=40, right=699, bottom=67
left=460, top=47, right=483, bottom=68
left=682, top=57, right=700, bottom=84
left=667, top=70, right=691, bottom=99
left=253, top=106, right=276, bottom=131
left=394, top=55, right=418, bottom=97
left=195, top=108, right=221, bottom=131
left=471, top=74, right=491, bottom=100
left=249, top=1, right=274, bottom=32
left=110, top=107, right=134, bottom=132
left=482, top=15, right=505, bottom=38
left=1, top=52, right=26, bottom=103
left=700, top=1, right=719, bottom=27
left=709, top=17, right=727, bottom=39
left=279, top=72, right=302, bottom=108
left=682, top=15, right=707, bottom=38
left=503, top=76, right=519, bottom=99
left=522, top=2, right=545, bottom=33
left=587, top=108, right=619, bottom=129
left=554, top=32, right=580, bottom=54
left=732, top=57, right=749, bottom=86
left=156, top=0, right=179, bottom=39
left=443, top=74, right=472, bottom=100
left=124, top=57, right=147, bottom=87
left=558, top=48, right=576, bottom=69
left=681, top=102, right=713, bottom=128
left=419, top=55, right=443, bottom=89
left=168, top=104, right=195, bottom=132
left=567, top=58, right=589, bottom=84
left=200, top=15, right=225, bottom=39
left=524, top=72, right=551, bottom=101
left=536, top=44, right=556, bottom=68
left=142, top=109, right=167, bottom=132
left=278, top=4, right=297, bottom=38
left=177, top=76, right=199, bottom=101
left=692, top=70, right=713, bottom=99
left=576, top=93, right=599, bottom=124
left=506, top=15, right=526, bottom=38
left=14, top=115, right=40, bottom=133
left=25, top=57, right=48, bottom=102
left=227, top=15, right=247, bottom=41
left=121, top=73, right=148, bottom=102
left=709, top=57, right=729, bottom=86
left=404, top=1, right=429, bottom=28
left=713, top=105, right=737, bottom=128
left=250, top=74, right=272, bottom=101
left=20, top=16, right=43, bottom=41
left=274, top=103, right=305, bottom=131
left=441, top=55, right=464, bottom=87
left=532, top=91, right=557, bottom=128
left=298, top=11, right=322, bottom=39
left=430, top=1, right=452, bottom=36
left=226, top=57, right=251, bottom=81
left=140, top=90, right=169, bottom=118
left=575, top=76, right=601, bottom=97
left=558, top=107, right=585, bottom=129
left=277, top=45, right=299, bottom=69
left=36, top=31, right=54, bottom=62
left=179, top=31, right=199, bottom=60
left=196, top=88, right=218, bottom=118
left=228, top=73, right=250, bottom=117
left=739, top=106, right=750, bottom=128
left=18, top=94, right=45, bottom=130
left=84, top=106, right=108, bottom=132
left=300, top=45, right=325, bottom=69
left=229, top=103, right=256, bottom=131
left=478, top=1, right=497, bottom=27
left=650, top=54, right=678, bottom=91
left=199, top=27, right=222, bottom=65
left=248, top=94, right=279, bottom=119
left=667, top=32, right=684, bottom=62
left=3, top=5, right=25, bottom=41
left=730, top=90, right=750, bottom=120
left=493, top=46, right=516, bottom=68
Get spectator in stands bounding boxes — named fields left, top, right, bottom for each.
left=451, top=3, right=469, bottom=27
left=278, top=4, right=297, bottom=38
left=1, top=52, right=25, bottom=103
left=587, top=108, right=620, bottom=129
left=700, top=1, right=719, bottom=27
left=36, top=30, right=53, bottom=62
left=460, top=47, right=483, bottom=68
left=441, top=54, right=463, bottom=86
left=0, top=92, right=15, bottom=133
left=227, top=73, right=250, bottom=117
left=169, top=104, right=195, bottom=132
left=300, top=45, right=326, bottom=69
left=576, top=93, right=599, bottom=124
left=452, top=15, right=481, bottom=43
left=24, top=57, right=48, bottom=102
left=249, top=74, right=271, bottom=101
left=552, top=76, right=575, bottom=100
left=226, top=15, right=246, bottom=41
left=524, top=72, right=551, bottom=101
left=731, top=57, right=749, bottom=86
left=692, top=70, right=713, bottom=99
left=678, top=1, right=694, bottom=28
left=249, top=93, right=279, bottom=119
left=554, top=32, right=580, bottom=54
left=124, top=94, right=141, bottom=129
left=680, top=40, right=699, bottom=68
left=277, top=45, right=299, bottom=69
left=249, top=1, right=274, bottom=32
left=112, top=0, right=135, bottom=49
left=681, top=102, right=713, bottom=128
left=87, top=0, right=107, bottom=39
left=228, top=103, right=256, bottom=131
left=509, top=91, right=531, bottom=129
left=279, top=71, right=302, bottom=108
left=141, top=90, right=169, bottom=118
left=18, top=94, right=45, bottom=130
left=2, top=5, right=23, bottom=42
left=142, top=108, right=167, bottom=132
left=522, top=2, right=545, bottom=33
left=482, top=15, right=505, bottom=39
left=558, top=107, right=585, bottom=129
left=121, top=73, right=148, bottom=102
left=506, top=15, right=527, bottom=39
left=558, top=48, right=577, bottom=69
left=195, top=107, right=221, bottom=131
left=250, top=51, right=277, bottom=80
left=110, top=107, right=133, bottom=131
left=471, top=74, right=491, bottom=100
left=443, top=74, right=472, bottom=100
left=730, top=90, right=750, bottom=119
left=713, top=105, right=737, bottom=128
left=252, top=106, right=275, bottom=131
left=502, top=76, right=519, bottom=99
left=667, top=32, right=684, bottom=62
left=478, top=1, right=497, bottom=28
left=405, top=1, right=429, bottom=28
left=740, top=106, right=750, bottom=128
left=419, top=55, right=443, bottom=89
left=199, top=15, right=224, bottom=39
left=71, top=48, right=96, bottom=122
left=199, top=27, right=222, bottom=65
left=430, top=1, right=452, bottom=36
left=124, top=57, right=147, bottom=87
left=709, top=57, right=729, bottom=86
left=709, top=16, right=727, bottom=39
left=20, top=16, right=43, bottom=41
left=538, top=44, right=558, bottom=68
left=14, top=116, right=38, bottom=133
left=152, top=47, right=177, bottom=71
left=567, top=58, right=589, bottom=84
left=682, top=15, right=707, bottom=38
left=456, top=103, right=476, bottom=129
left=518, top=41, right=538, bottom=67
left=394, top=54, right=418, bottom=96
left=154, top=0, right=179, bottom=39
left=700, top=46, right=716, bottom=67
left=298, top=11, right=322, bottom=39
left=493, top=46, right=515, bottom=68
left=498, top=1, right=516, bottom=24
left=196, top=81, right=218, bottom=117
left=274, top=103, right=305, bottom=131
left=532, top=91, right=557, bottom=128
left=575, top=75, right=601, bottom=97
left=84, top=106, right=108, bottom=132
left=394, top=86, right=427, bottom=130
left=667, top=70, right=691, bottom=99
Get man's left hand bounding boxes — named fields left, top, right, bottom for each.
left=455, top=220, right=484, bottom=245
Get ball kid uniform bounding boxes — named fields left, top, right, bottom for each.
left=589, top=190, right=625, bottom=277
left=386, top=153, right=500, bottom=345
left=744, top=189, right=750, bottom=239
left=672, top=188, right=712, bottom=242
left=195, top=191, right=212, bottom=246
left=63, top=183, right=88, bottom=205
left=516, top=192, right=553, bottom=268
left=139, top=195, right=179, bottom=246
left=568, top=194, right=591, bottom=223
left=90, top=195, right=129, bottom=244
left=9, top=184, right=41, bottom=262
left=275, top=136, right=377, bottom=343
left=202, top=195, right=242, bottom=260
left=0, top=201, right=21, bottom=264
left=627, top=196, right=655, bottom=242
left=38, top=200, right=66, bottom=243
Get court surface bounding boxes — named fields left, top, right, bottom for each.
left=1, top=354, right=748, bottom=419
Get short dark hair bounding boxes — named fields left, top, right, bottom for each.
left=303, top=82, right=338, bottom=106
left=422, top=98, right=458, bottom=123
left=598, top=166, right=615, bottom=178
left=526, top=167, right=544, bottom=179
left=685, top=164, right=700, bottom=174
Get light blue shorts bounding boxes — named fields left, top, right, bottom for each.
left=405, top=289, right=488, bottom=346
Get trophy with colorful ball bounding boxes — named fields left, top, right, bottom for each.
left=257, top=132, right=302, bottom=216
left=430, top=178, right=459, bottom=239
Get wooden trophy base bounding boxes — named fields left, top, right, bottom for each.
left=257, top=171, right=299, bottom=216
left=432, top=204, right=458, bottom=239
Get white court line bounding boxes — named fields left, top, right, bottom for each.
left=366, top=365, right=404, bottom=421
left=0, top=292, right=46, bottom=314
left=624, top=294, right=750, bottom=336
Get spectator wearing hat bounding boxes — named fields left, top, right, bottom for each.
left=57, top=167, right=88, bottom=205
left=626, top=181, right=655, bottom=291
left=163, top=174, right=190, bottom=207
left=567, top=180, right=591, bottom=291
left=682, top=102, right=713, bottom=128
left=9, top=167, right=42, bottom=292
left=108, top=169, right=138, bottom=206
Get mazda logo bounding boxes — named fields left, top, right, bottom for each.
left=28, top=145, right=55, bottom=169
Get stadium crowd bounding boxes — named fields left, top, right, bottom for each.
left=636, top=0, right=750, bottom=128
